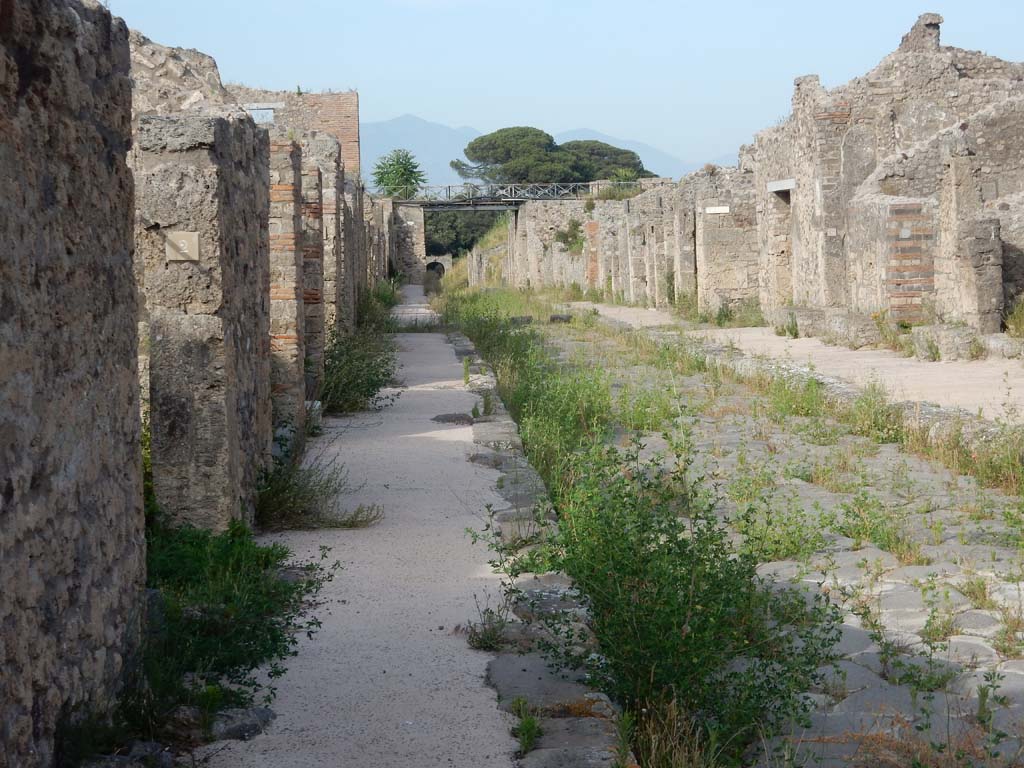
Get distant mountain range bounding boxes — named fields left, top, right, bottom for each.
left=360, top=114, right=733, bottom=186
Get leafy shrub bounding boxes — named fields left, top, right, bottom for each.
left=1005, top=296, right=1024, bottom=338
left=554, top=218, right=585, bottom=255
left=124, top=520, right=335, bottom=741
left=549, top=442, right=839, bottom=750
left=836, top=490, right=923, bottom=564
left=448, top=289, right=841, bottom=756
left=838, top=382, right=904, bottom=444
left=735, top=496, right=825, bottom=562
left=775, top=313, right=799, bottom=339
left=766, top=374, right=825, bottom=421
left=320, top=328, right=398, bottom=414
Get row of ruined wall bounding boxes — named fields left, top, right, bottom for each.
left=489, top=14, right=1024, bottom=339
left=1, top=6, right=402, bottom=766
left=129, top=32, right=397, bottom=530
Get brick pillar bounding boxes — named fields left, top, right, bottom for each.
left=301, top=160, right=325, bottom=397
left=885, top=202, right=937, bottom=324
left=268, top=135, right=306, bottom=445
left=301, top=133, right=345, bottom=333
left=134, top=112, right=271, bottom=530
left=344, top=179, right=366, bottom=317
left=1, top=4, right=144, bottom=765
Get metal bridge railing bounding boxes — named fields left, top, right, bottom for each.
left=382, top=181, right=646, bottom=203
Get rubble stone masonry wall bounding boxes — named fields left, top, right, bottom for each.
left=491, top=15, right=1024, bottom=342
left=268, top=134, right=307, bottom=442
left=300, top=159, right=326, bottom=397
left=0, top=3, right=145, bottom=765
left=133, top=113, right=271, bottom=531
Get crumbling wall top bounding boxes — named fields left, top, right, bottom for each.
left=129, top=29, right=233, bottom=117
left=899, top=13, right=943, bottom=53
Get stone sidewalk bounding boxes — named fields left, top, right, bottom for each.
left=198, top=304, right=515, bottom=766
left=392, top=284, right=441, bottom=327
left=569, top=302, right=1024, bottom=421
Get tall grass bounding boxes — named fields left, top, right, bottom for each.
left=445, top=288, right=839, bottom=761
left=320, top=280, right=400, bottom=414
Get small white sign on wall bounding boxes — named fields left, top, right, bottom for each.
left=165, top=231, right=200, bottom=262
left=705, top=206, right=730, bottom=215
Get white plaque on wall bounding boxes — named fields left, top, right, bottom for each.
left=165, top=231, right=200, bottom=262
left=705, top=206, right=730, bottom=215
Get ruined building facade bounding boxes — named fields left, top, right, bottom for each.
left=2, top=7, right=404, bottom=766
left=2, top=3, right=145, bottom=764
left=487, top=15, right=1024, bottom=344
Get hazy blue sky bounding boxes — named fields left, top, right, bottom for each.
left=109, top=0, right=1023, bottom=164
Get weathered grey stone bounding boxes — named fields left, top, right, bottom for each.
left=519, top=747, right=618, bottom=768
left=955, top=609, right=1003, bottom=639
left=943, top=635, right=1000, bottom=666
left=1, top=3, right=145, bottom=765
left=487, top=654, right=592, bottom=714
left=133, top=111, right=272, bottom=530
left=477, top=15, right=1024, bottom=342
left=533, top=718, right=617, bottom=751
left=210, top=707, right=276, bottom=741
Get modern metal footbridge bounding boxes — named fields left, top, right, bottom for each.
left=389, top=182, right=641, bottom=210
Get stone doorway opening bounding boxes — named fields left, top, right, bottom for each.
left=766, top=180, right=795, bottom=306
left=424, top=260, right=446, bottom=295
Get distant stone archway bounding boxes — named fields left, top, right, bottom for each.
left=426, top=260, right=446, bottom=278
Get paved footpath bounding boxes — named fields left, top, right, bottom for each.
left=570, top=302, right=1024, bottom=420
left=202, top=287, right=516, bottom=767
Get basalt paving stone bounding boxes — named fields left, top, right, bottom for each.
left=955, top=609, right=1003, bottom=638
left=532, top=718, right=617, bottom=751
left=514, top=586, right=588, bottom=623
left=538, top=320, right=1024, bottom=753
left=487, top=653, right=590, bottom=713
left=832, top=625, right=880, bottom=658
left=943, top=635, right=1001, bottom=666
left=815, top=659, right=886, bottom=697
left=519, top=747, right=618, bottom=768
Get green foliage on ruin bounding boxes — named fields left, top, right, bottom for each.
left=553, top=218, right=585, bottom=255
left=372, top=148, right=427, bottom=197
left=319, top=280, right=401, bottom=415
left=451, top=126, right=655, bottom=183
left=58, top=433, right=336, bottom=762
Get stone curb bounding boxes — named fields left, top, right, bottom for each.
left=449, top=330, right=638, bottom=768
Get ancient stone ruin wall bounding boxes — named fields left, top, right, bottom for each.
left=495, top=14, right=1024, bottom=341
left=129, top=29, right=231, bottom=116
left=210, top=84, right=380, bottom=333
left=300, top=158, right=326, bottom=397
left=372, top=198, right=397, bottom=285
left=268, top=133, right=307, bottom=443
left=300, top=134, right=346, bottom=331
left=693, top=167, right=759, bottom=312
left=393, top=204, right=428, bottom=282
left=345, top=179, right=369, bottom=305
left=133, top=113, right=272, bottom=531
left=226, top=86, right=361, bottom=178
left=1, top=3, right=145, bottom=765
